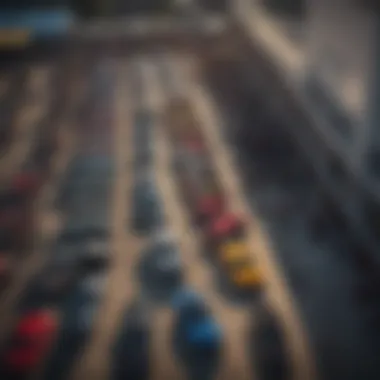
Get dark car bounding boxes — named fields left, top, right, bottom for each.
left=78, top=239, right=110, bottom=273
left=131, top=173, right=163, bottom=234
left=42, top=279, right=104, bottom=380
left=172, top=289, right=222, bottom=380
left=138, top=234, right=183, bottom=302
left=250, top=303, right=289, bottom=380
left=54, top=230, right=110, bottom=276
left=17, top=264, right=81, bottom=313
left=112, top=300, right=150, bottom=380
left=58, top=225, right=109, bottom=245
left=57, top=154, right=114, bottom=210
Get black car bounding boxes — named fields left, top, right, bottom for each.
left=42, top=279, right=104, bottom=380
left=131, top=173, right=164, bottom=234
left=250, top=303, right=289, bottom=380
left=112, top=300, right=150, bottom=380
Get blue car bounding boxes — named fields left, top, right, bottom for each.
left=131, top=173, right=163, bottom=234
left=172, top=289, right=222, bottom=380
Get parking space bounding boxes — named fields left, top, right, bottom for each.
left=0, top=46, right=317, bottom=380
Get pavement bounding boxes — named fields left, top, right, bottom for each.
left=0, top=49, right=317, bottom=380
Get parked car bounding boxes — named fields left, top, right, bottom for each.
left=112, top=300, right=150, bottom=380
left=58, top=226, right=109, bottom=245
left=195, top=194, right=225, bottom=225
left=79, top=239, right=110, bottom=273
left=0, top=309, right=58, bottom=377
left=42, top=281, right=103, bottom=380
left=226, top=260, right=263, bottom=291
left=205, top=213, right=245, bottom=250
left=218, top=240, right=250, bottom=265
left=138, top=235, right=183, bottom=302
left=57, top=154, right=114, bottom=210
left=131, top=174, right=163, bottom=234
left=172, top=288, right=222, bottom=380
left=250, top=303, right=289, bottom=380
left=17, top=265, right=80, bottom=313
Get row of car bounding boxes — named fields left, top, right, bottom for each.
left=0, top=61, right=116, bottom=379
left=0, top=70, right=66, bottom=297
left=129, top=101, right=223, bottom=378
left=165, top=97, right=263, bottom=295
left=0, top=150, right=114, bottom=379
left=131, top=108, right=163, bottom=235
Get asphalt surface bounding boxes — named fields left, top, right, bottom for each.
left=0, top=50, right=317, bottom=380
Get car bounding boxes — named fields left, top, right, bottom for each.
left=172, top=289, right=222, bottom=380
left=227, top=262, right=263, bottom=291
left=80, top=273, right=108, bottom=299
left=17, top=257, right=82, bottom=313
left=58, top=226, right=109, bottom=245
left=131, top=174, right=163, bottom=234
left=42, top=281, right=103, bottom=380
left=250, top=303, right=289, bottom=380
left=57, top=155, right=114, bottom=210
left=138, top=235, right=183, bottom=302
left=195, top=194, right=224, bottom=225
left=112, top=300, right=150, bottom=380
left=205, top=213, right=245, bottom=249
left=79, top=239, right=110, bottom=273
left=218, top=240, right=250, bottom=264
left=0, top=309, right=58, bottom=377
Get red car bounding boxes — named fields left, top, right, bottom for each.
left=2, top=309, right=58, bottom=374
left=205, top=213, right=245, bottom=249
left=195, top=194, right=225, bottom=225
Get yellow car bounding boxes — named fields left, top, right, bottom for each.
left=228, top=264, right=263, bottom=290
left=219, top=241, right=250, bottom=265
